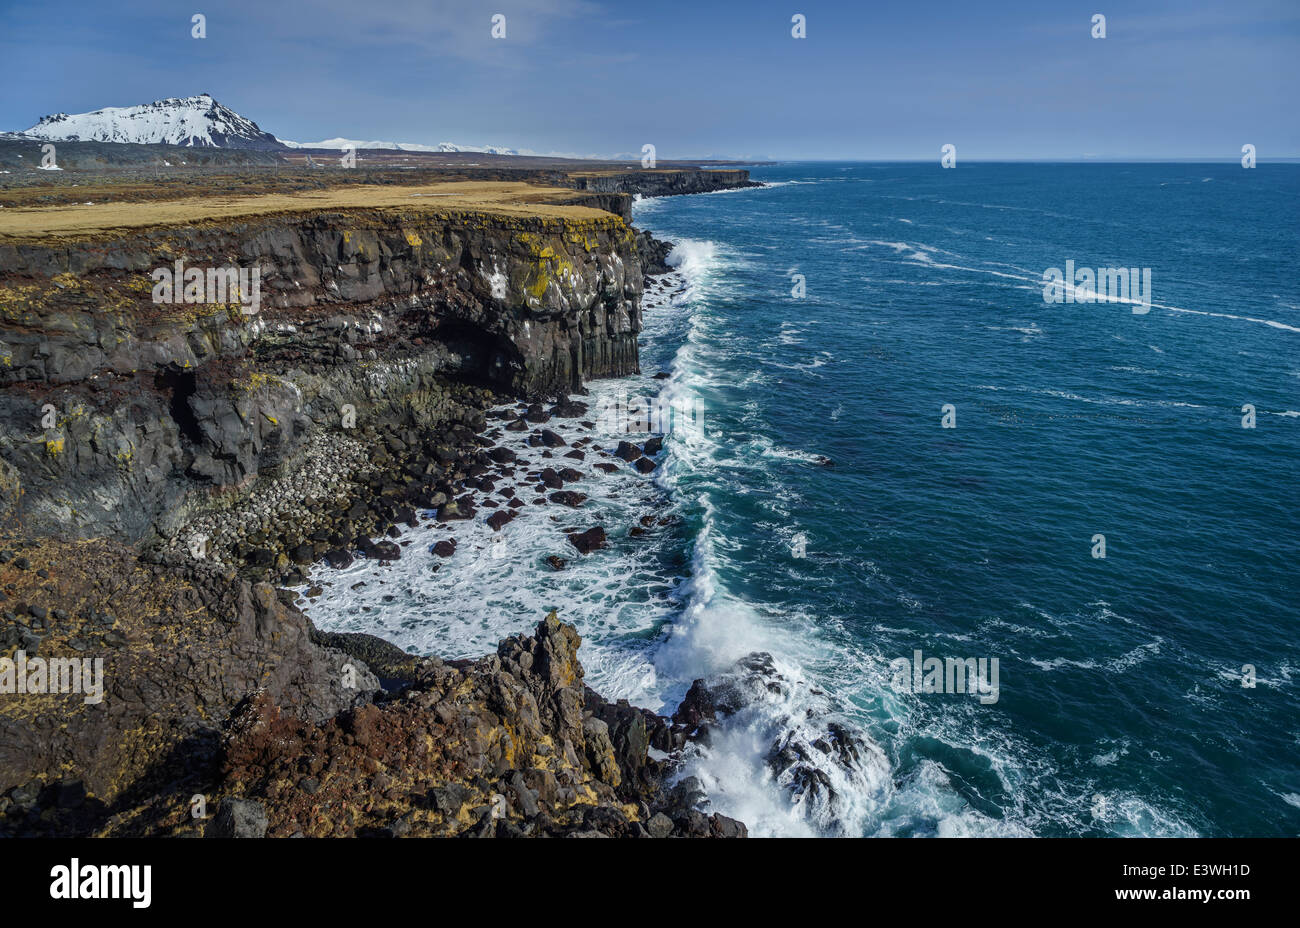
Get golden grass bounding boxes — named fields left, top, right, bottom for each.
left=0, top=181, right=617, bottom=243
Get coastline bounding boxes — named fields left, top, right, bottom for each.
left=0, top=167, right=759, bottom=836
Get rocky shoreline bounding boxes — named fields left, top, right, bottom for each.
left=0, top=167, right=760, bottom=836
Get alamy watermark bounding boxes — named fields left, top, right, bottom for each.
left=891, top=649, right=1000, bottom=704
left=151, top=260, right=262, bottom=314
left=1, top=651, right=104, bottom=705
left=50, top=858, right=150, bottom=908
left=595, top=389, right=705, bottom=438
left=1042, top=260, right=1151, bottom=314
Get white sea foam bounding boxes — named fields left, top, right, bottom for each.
left=1107, top=639, right=1164, bottom=673
left=1030, top=657, right=1100, bottom=671
left=297, top=390, right=678, bottom=705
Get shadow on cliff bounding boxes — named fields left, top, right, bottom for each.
left=428, top=321, right=523, bottom=392
left=3, top=727, right=222, bottom=837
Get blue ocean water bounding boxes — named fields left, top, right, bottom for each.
left=310, top=162, right=1300, bottom=837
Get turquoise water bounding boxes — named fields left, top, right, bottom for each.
left=312, top=162, right=1300, bottom=836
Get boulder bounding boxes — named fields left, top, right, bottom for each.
left=614, top=441, right=642, bottom=462
left=549, top=491, right=588, bottom=508
left=206, top=798, right=268, bottom=838
left=567, top=527, right=607, bottom=554
left=324, top=549, right=354, bottom=570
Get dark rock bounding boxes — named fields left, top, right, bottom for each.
left=675, top=810, right=711, bottom=837
left=549, top=491, right=587, bottom=508
left=324, top=549, right=354, bottom=570
left=614, top=441, right=642, bottom=462
left=673, top=679, right=719, bottom=728
left=206, top=798, right=269, bottom=838
left=436, top=501, right=472, bottom=522
left=646, top=812, right=674, bottom=838
left=710, top=814, right=748, bottom=839
left=551, top=400, right=588, bottom=418
left=371, top=541, right=401, bottom=561
left=55, top=779, right=87, bottom=809
left=567, top=527, right=607, bottom=554
left=538, top=468, right=564, bottom=489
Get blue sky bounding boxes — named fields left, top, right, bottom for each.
left=1, top=0, right=1297, bottom=160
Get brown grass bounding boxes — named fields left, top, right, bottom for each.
left=0, top=181, right=616, bottom=243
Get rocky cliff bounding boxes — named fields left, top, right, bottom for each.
left=107, top=611, right=744, bottom=838
left=569, top=168, right=762, bottom=197
left=1, top=199, right=643, bottom=550
left=0, top=170, right=751, bottom=838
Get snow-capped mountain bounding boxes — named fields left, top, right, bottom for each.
left=19, top=95, right=284, bottom=150
left=278, top=137, right=519, bottom=156
left=11, top=95, right=567, bottom=158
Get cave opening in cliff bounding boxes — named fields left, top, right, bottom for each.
left=430, top=322, right=521, bottom=390
left=154, top=369, right=204, bottom=444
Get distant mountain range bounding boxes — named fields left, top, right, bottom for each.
left=12, top=94, right=528, bottom=156
left=278, top=138, right=519, bottom=156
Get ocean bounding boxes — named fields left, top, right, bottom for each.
left=305, top=162, right=1300, bottom=837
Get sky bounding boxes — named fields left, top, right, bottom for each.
left=1, top=0, right=1297, bottom=160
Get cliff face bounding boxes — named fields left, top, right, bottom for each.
left=0, top=206, right=642, bottom=546
left=570, top=168, right=761, bottom=197
left=0, top=170, right=750, bottom=838
left=0, top=537, right=375, bottom=835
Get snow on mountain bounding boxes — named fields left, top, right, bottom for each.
left=278, top=137, right=520, bottom=156
left=19, top=95, right=284, bottom=150
left=11, top=94, right=575, bottom=158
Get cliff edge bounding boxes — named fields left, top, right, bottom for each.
left=0, top=167, right=755, bottom=837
